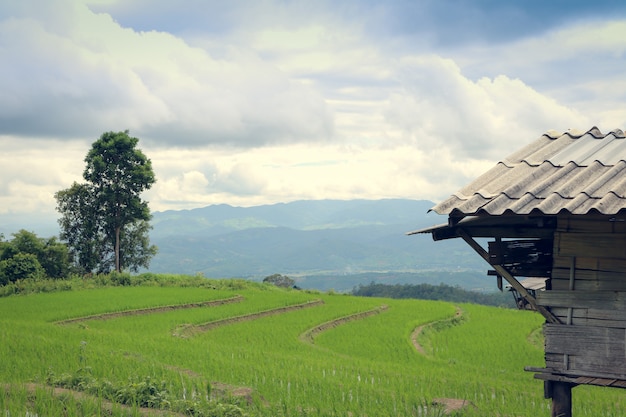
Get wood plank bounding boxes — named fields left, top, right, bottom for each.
left=530, top=365, right=626, bottom=387
left=555, top=232, right=626, bottom=258
left=550, top=278, right=626, bottom=291
left=551, top=268, right=626, bottom=283
left=545, top=353, right=626, bottom=379
left=557, top=216, right=626, bottom=234
left=543, top=323, right=626, bottom=356
left=551, top=267, right=626, bottom=280
left=537, top=290, right=626, bottom=310
left=550, top=307, right=626, bottom=328
left=553, top=256, right=626, bottom=272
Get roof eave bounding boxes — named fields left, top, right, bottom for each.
left=408, top=214, right=558, bottom=241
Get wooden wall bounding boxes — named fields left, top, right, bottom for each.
left=536, top=215, right=626, bottom=380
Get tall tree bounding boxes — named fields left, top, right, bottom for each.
left=56, top=131, right=157, bottom=273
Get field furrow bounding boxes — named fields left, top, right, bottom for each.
left=299, top=304, right=388, bottom=344
left=173, top=299, right=325, bottom=337
left=55, top=295, right=245, bottom=324
left=411, top=305, right=463, bottom=355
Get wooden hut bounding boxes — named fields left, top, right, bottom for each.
left=412, top=127, right=626, bottom=417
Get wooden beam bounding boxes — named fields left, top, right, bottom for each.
left=550, top=381, right=574, bottom=417
left=457, top=228, right=560, bottom=324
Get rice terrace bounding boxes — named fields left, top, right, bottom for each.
left=1, top=274, right=624, bottom=416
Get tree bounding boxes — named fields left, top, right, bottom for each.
left=118, top=220, right=158, bottom=273
left=263, top=273, right=295, bottom=288
left=0, top=253, right=44, bottom=284
left=55, top=131, right=157, bottom=273
left=0, top=230, right=69, bottom=284
left=55, top=182, right=102, bottom=273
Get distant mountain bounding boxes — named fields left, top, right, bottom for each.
left=148, top=199, right=487, bottom=287
left=0, top=199, right=492, bottom=291
left=0, top=212, right=59, bottom=238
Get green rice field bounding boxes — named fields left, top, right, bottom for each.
left=0, top=274, right=624, bottom=416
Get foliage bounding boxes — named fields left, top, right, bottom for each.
left=0, top=253, right=44, bottom=284
left=262, top=273, right=295, bottom=288
left=46, top=368, right=245, bottom=416
left=55, top=130, right=157, bottom=273
left=0, top=272, right=266, bottom=297
left=55, top=182, right=102, bottom=273
left=0, top=230, right=69, bottom=284
left=352, top=281, right=516, bottom=307
left=118, top=219, right=158, bottom=272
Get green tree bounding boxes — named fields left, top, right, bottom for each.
left=119, top=220, right=158, bottom=273
left=263, top=273, right=295, bottom=288
left=0, top=230, right=69, bottom=280
left=0, top=253, right=44, bottom=284
left=55, top=182, right=102, bottom=273
left=55, top=131, right=157, bottom=273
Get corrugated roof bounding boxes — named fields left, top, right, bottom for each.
left=431, top=127, right=626, bottom=216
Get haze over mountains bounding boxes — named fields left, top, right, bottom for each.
left=148, top=199, right=486, bottom=289
left=0, top=199, right=491, bottom=291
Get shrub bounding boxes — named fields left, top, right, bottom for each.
left=0, top=230, right=70, bottom=281
left=0, top=253, right=45, bottom=283
left=263, top=273, right=295, bottom=288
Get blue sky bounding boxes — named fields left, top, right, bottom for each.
left=1, top=0, right=626, bottom=234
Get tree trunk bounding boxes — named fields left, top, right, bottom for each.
left=115, top=226, right=121, bottom=272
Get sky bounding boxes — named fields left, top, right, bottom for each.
left=2, top=0, right=626, bottom=235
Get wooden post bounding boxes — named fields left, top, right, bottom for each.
left=549, top=381, right=573, bottom=417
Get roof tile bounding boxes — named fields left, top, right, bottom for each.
left=431, top=127, right=626, bottom=216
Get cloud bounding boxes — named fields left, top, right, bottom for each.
left=1, top=0, right=626, bottom=232
left=0, top=136, right=87, bottom=215
left=0, top=0, right=333, bottom=146
left=383, top=55, right=587, bottom=160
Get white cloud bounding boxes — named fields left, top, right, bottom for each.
left=0, top=0, right=333, bottom=145
left=0, top=136, right=87, bottom=215
left=453, top=20, right=626, bottom=125
left=384, top=56, right=587, bottom=160
left=1, top=0, right=626, bottom=234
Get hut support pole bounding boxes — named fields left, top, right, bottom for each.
left=547, top=381, right=574, bottom=417
left=457, top=229, right=560, bottom=324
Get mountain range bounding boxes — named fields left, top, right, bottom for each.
left=148, top=199, right=489, bottom=290
left=0, top=199, right=493, bottom=292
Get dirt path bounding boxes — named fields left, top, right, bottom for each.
left=411, top=306, right=463, bottom=355
left=300, top=304, right=388, bottom=344
left=174, top=299, right=325, bottom=337
left=55, top=295, right=244, bottom=324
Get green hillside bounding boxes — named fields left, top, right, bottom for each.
left=0, top=274, right=622, bottom=416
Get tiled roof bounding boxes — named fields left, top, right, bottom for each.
left=431, top=127, right=626, bottom=216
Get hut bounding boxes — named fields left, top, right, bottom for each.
left=412, top=127, right=626, bottom=417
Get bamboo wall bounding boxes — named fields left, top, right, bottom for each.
left=536, top=215, right=626, bottom=380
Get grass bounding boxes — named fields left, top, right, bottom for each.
left=1, top=273, right=625, bottom=416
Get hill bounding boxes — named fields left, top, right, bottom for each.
left=148, top=199, right=486, bottom=288
left=352, top=281, right=515, bottom=307
left=0, top=274, right=621, bottom=416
